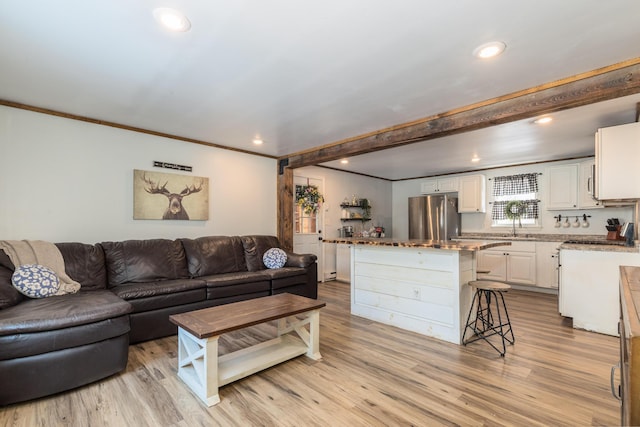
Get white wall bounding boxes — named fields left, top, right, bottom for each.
left=0, top=106, right=277, bottom=243
left=294, top=165, right=392, bottom=275
left=392, top=159, right=633, bottom=240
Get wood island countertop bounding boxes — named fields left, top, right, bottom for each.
left=322, top=237, right=510, bottom=251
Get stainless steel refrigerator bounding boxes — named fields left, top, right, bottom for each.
left=408, top=194, right=461, bottom=240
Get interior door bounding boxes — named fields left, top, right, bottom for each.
left=293, top=175, right=324, bottom=282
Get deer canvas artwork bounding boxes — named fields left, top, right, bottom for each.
left=133, top=169, right=209, bottom=220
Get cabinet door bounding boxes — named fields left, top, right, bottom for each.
left=546, top=164, right=578, bottom=210
left=579, top=160, right=602, bottom=209
left=437, top=177, right=459, bottom=193
left=507, top=252, right=537, bottom=285
left=420, top=178, right=459, bottom=194
left=477, top=250, right=507, bottom=281
left=420, top=180, right=439, bottom=194
left=535, top=242, right=560, bottom=288
left=596, top=122, right=640, bottom=200
left=458, top=175, right=486, bottom=213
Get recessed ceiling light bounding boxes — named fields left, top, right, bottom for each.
left=473, top=41, right=506, bottom=59
left=471, top=156, right=480, bottom=163
left=340, top=159, right=349, bottom=165
left=533, top=116, right=553, bottom=125
left=153, top=8, right=191, bottom=32
left=252, top=138, right=264, bottom=145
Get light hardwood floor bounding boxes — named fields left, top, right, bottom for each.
left=0, top=281, right=621, bottom=426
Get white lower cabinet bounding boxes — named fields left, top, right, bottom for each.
left=477, top=241, right=537, bottom=286
left=535, top=242, right=560, bottom=289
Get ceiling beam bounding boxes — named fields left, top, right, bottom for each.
left=283, top=59, right=640, bottom=168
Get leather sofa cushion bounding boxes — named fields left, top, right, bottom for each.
left=119, top=289, right=206, bottom=313
left=241, top=235, right=282, bottom=272
left=111, top=279, right=207, bottom=312
left=0, top=264, right=22, bottom=309
left=201, top=271, right=271, bottom=299
left=271, top=274, right=308, bottom=290
left=101, top=239, right=190, bottom=285
left=181, top=236, right=247, bottom=277
left=285, top=252, right=317, bottom=268
left=0, top=315, right=130, bottom=360
left=261, top=267, right=308, bottom=290
left=56, top=242, right=108, bottom=290
left=0, top=290, right=132, bottom=336
left=207, top=281, right=271, bottom=299
left=260, top=266, right=307, bottom=280
left=201, top=270, right=271, bottom=286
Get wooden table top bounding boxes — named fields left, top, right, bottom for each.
left=169, top=293, right=326, bottom=339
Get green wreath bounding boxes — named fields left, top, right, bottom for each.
left=504, top=201, right=526, bottom=220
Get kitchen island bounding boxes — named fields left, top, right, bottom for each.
left=324, top=238, right=510, bottom=344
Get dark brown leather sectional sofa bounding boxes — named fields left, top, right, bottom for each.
left=0, top=235, right=317, bottom=405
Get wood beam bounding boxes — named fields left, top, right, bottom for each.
left=284, top=59, right=640, bottom=168
left=277, top=166, right=294, bottom=250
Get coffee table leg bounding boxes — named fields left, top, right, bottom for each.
left=277, top=310, right=322, bottom=361
left=176, top=327, right=220, bottom=406
left=306, top=309, right=321, bottom=360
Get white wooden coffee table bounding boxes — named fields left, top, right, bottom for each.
left=169, top=293, right=326, bottom=406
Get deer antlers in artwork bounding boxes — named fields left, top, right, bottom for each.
left=142, top=173, right=203, bottom=220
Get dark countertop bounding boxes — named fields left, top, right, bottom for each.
left=322, top=238, right=511, bottom=251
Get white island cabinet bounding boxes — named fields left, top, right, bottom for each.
left=336, top=239, right=508, bottom=345
left=351, top=246, right=472, bottom=344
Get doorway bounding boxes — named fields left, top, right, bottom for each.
left=293, top=175, right=324, bottom=282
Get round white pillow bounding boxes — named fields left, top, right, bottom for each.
left=12, top=264, right=60, bottom=298
left=263, top=248, right=287, bottom=269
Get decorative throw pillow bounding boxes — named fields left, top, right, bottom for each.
left=263, top=248, right=287, bottom=269
left=12, top=264, right=60, bottom=298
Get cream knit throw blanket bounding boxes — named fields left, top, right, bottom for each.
left=0, top=240, right=81, bottom=295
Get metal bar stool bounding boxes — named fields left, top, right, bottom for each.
left=462, top=280, right=515, bottom=356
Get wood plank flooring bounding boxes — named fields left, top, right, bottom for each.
left=0, top=281, right=621, bottom=426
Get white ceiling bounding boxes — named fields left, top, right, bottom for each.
left=1, top=1, right=640, bottom=180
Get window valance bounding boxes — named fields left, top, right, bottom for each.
left=492, top=173, right=539, bottom=196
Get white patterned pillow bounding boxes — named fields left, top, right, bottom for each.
left=12, top=264, right=60, bottom=298
left=263, top=248, right=287, bottom=269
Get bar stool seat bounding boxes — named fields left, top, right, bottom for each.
left=462, top=280, right=515, bottom=356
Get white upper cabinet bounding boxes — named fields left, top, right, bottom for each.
left=458, top=174, right=486, bottom=213
left=595, top=121, right=640, bottom=200
left=546, top=164, right=579, bottom=210
left=546, top=161, right=604, bottom=210
left=420, top=177, right=459, bottom=194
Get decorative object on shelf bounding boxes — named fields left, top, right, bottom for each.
left=296, top=185, right=324, bottom=215
left=340, top=198, right=372, bottom=222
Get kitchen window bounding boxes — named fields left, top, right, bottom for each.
left=491, top=173, right=540, bottom=227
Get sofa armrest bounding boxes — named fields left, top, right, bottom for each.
left=285, top=252, right=317, bottom=268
